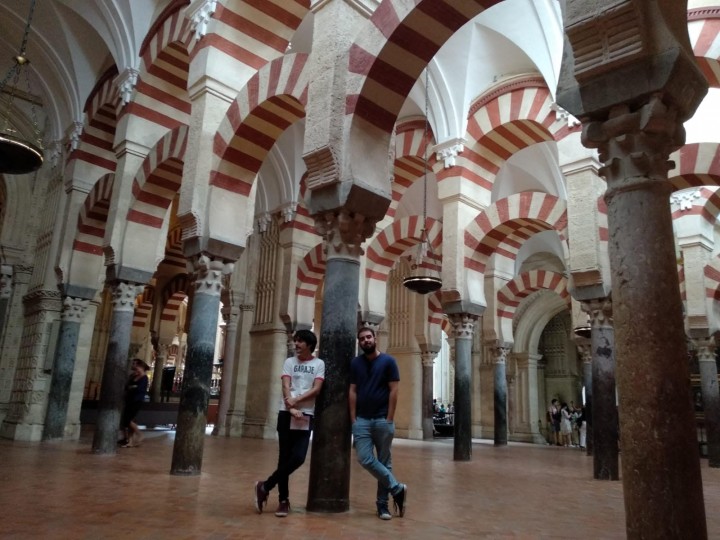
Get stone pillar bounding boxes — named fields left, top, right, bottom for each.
left=0, top=265, right=13, bottom=337
left=171, top=255, right=232, bottom=475
left=213, top=302, right=239, bottom=436
left=43, top=296, right=90, bottom=440
left=420, top=349, right=436, bottom=440
left=695, top=337, right=720, bottom=467
left=578, top=342, right=593, bottom=455
left=558, top=2, right=708, bottom=534
left=92, top=281, right=143, bottom=454
left=307, top=211, right=369, bottom=513
left=449, top=313, right=477, bottom=461
left=493, top=343, right=510, bottom=446
left=582, top=298, right=618, bottom=480
left=150, top=342, right=168, bottom=403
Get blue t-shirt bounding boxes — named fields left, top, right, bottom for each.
left=349, top=352, right=400, bottom=419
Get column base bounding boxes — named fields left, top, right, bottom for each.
left=0, top=419, right=44, bottom=441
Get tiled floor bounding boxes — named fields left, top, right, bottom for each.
left=1, top=428, right=719, bottom=539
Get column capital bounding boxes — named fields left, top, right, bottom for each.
left=109, top=281, right=144, bottom=313
left=449, top=313, right=478, bottom=340
left=578, top=343, right=592, bottom=364
left=691, top=336, right=716, bottom=363
left=61, top=296, right=90, bottom=323
left=314, top=209, right=375, bottom=260
left=0, top=265, right=12, bottom=299
left=582, top=96, right=685, bottom=201
left=420, top=350, right=436, bottom=367
left=190, top=254, right=234, bottom=298
left=493, top=343, right=511, bottom=364
left=581, top=297, right=612, bottom=328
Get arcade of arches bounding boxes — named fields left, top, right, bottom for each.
left=0, top=0, right=719, bottom=536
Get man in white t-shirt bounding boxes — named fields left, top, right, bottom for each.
left=254, top=329, right=325, bottom=517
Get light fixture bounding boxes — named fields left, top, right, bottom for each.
left=403, top=67, right=442, bottom=295
left=0, top=0, right=44, bottom=175
left=573, top=325, right=591, bottom=339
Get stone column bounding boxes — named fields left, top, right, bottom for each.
left=43, top=296, right=90, bottom=440
left=150, top=342, right=168, bottom=402
left=582, top=298, right=618, bottom=480
left=493, top=343, right=510, bottom=447
left=420, top=349, right=436, bottom=440
left=578, top=342, right=593, bottom=455
left=0, top=265, right=13, bottom=337
left=558, top=2, right=708, bottom=533
left=307, top=211, right=370, bottom=512
left=449, top=313, right=477, bottom=461
left=695, top=337, right=720, bottom=467
left=92, top=281, right=143, bottom=454
left=213, top=302, right=239, bottom=436
left=171, top=255, right=232, bottom=475
left=585, top=98, right=705, bottom=532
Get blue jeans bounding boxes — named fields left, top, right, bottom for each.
left=352, top=417, right=400, bottom=506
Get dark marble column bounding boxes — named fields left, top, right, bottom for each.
left=171, top=255, right=231, bottom=475
left=586, top=99, right=706, bottom=535
left=92, top=281, right=143, bottom=454
left=449, top=313, right=477, bottom=461
left=583, top=299, right=618, bottom=480
left=578, top=342, right=593, bottom=455
left=43, top=296, right=90, bottom=440
left=695, top=337, right=720, bottom=467
left=0, top=265, right=13, bottom=338
left=213, top=303, right=239, bottom=436
left=493, top=343, right=510, bottom=446
left=307, top=212, right=365, bottom=513
left=420, top=349, right=436, bottom=440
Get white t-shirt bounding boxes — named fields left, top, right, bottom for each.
left=279, top=355, right=325, bottom=415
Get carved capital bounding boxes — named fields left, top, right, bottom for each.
left=188, top=0, right=217, bottom=40
left=578, top=343, right=592, bottom=364
left=315, top=210, right=374, bottom=260
left=114, top=68, right=139, bottom=107
left=420, top=351, right=436, bottom=368
left=692, top=336, right=716, bottom=364
left=110, top=281, right=144, bottom=313
left=581, top=297, right=613, bottom=328
left=0, top=265, right=13, bottom=299
left=23, top=289, right=63, bottom=314
left=61, top=296, right=90, bottom=323
left=191, top=254, right=234, bottom=298
left=433, top=138, right=466, bottom=168
left=494, top=344, right=511, bottom=365
left=449, top=313, right=477, bottom=340
left=582, top=96, right=684, bottom=200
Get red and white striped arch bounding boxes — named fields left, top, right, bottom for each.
left=162, top=225, right=186, bottom=271
left=447, top=80, right=570, bottom=192
left=161, top=274, right=191, bottom=324
left=347, top=0, right=501, bottom=135
left=366, top=216, right=442, bottom=282
left=389, top=121, right=436, bottom=220
left=464, top=192, right=568, bottom=306
left=704, top=256, right=720, bottom=333
left=130, top=1, right=193, bottom=131
left=133, top=287, right=155, bottom=329
left=428, top=291, right=452, bottom=337
left=73, top=174, right=115, bottom=257
left=199, top=1, right=309, bottom=71
left=279, top=173, right=316, bottom=236
left=496, top=270, right=569, bottom=343
left=689, top=10, right=720, bottom=88
left=66, top=67, right=119, bottom=178
left=65, top=174, right=115, bottom=289
left=295, top=242, right=325, bottom=325
left=126, top=126, right=188, bottom=229
left=210, top=52, right=310, bottom=204
left=669, top=143, right=720, bottom=191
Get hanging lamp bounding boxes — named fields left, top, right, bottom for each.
left=403, top=68, right=442, bottom=295
left=0, top=0, right=44, bottom=175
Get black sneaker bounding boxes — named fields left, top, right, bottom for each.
left=275, top=499, right=290, bottom=517
left=392, top=484, right=407, bottom=517
left=254, top=481, right=267, bottom=514
left=377, top=504, right=392, bottom=520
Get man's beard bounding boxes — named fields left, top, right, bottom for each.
left=360, top=343, right=376, bottom=354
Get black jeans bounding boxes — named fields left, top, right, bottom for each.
left=264, top=411, right=312, bottom=501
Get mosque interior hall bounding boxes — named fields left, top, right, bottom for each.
left=1, top=0, right=720, bottom=537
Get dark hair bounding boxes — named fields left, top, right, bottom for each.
left=357, top=326, right=376, bottom=339
left=133, top=359, right=150, bottom=371
left=293, top=329, right=317, bottom=352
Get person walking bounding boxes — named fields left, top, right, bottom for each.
left=254, top=330, right=325, bottom=518
left=118, top=359, right=149, bottom=448
left=349, top=326, right=407, bottom=520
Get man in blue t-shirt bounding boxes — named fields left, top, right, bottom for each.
left=349, top=326, right=407, bottom=520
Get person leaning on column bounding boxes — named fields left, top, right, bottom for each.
left=349, top=326, right=407, bottom=520
left=254, top=329, right=325, bottom=518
